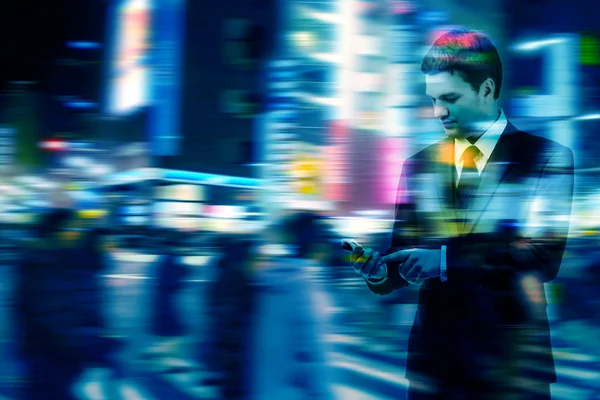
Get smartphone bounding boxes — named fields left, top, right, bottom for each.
left=340, top=239, right=363, bottom=253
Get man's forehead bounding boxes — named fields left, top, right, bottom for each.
left=425, top=72, right=468, bottom=96
left=425, top=72, right=454, bottom=85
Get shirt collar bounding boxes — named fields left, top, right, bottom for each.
left=455, top=108, right=507, bottom=165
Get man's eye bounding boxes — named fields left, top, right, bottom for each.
left=445, top=97, right=458, bottom=104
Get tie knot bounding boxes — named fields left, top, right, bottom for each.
left=460, top=145, right=480, bottom=169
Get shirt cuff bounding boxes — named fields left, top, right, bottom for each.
left=366, top=264, right=388, bottom=285
left=440, top=245, right=448, bottom=282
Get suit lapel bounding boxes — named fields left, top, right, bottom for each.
left=464, top=123, right=519, bottom=234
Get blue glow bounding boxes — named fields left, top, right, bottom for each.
left=270, top=91, right=297, bottom=99
left=268, top=70, right=298, bottom=79
left=69, top=142, right=93, bottom=149
left=108, top=168, right=262, bottom=188
left=271, top=102, right=296, bottom=110
left=63, top=101, right=97, bottom=109
left=418, top=10, right=448, bottom=24
left=66, top=41, right=102, bottom=49
left=148, top=0, right=186, bottom=156
left=111, top=169, right=145, bottom=183
left=162, top=170, right=262, bottom=188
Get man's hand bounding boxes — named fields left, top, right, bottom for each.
left=382, top=248, right=441, bottom=284
left=351, top=246, right=387, bottom=281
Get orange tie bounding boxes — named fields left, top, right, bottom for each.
left=456, top=145, right=481, bottom=209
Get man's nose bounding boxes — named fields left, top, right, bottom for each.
left=433, top=105, right=449, bottom=119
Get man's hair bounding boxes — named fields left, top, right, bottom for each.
left=421, top=29, right=503, bottom=99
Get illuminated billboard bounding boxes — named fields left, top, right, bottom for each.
left=154, top=201, right=202, bottom=231
left=155, top=184, right=205, bottom=202
left=109, top=0, right=152, bottom=115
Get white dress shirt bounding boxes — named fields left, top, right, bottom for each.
left=439, top=109, right=507, bottom=281
left=454, top=109, right=508, bottom=182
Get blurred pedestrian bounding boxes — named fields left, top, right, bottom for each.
left=204, top=234, right=259, bottom=400
left=149, top=231, right=190, bottom=349
left=14, top=207, right=118, bottom=399
left=251, top=212, right=336, bottom=400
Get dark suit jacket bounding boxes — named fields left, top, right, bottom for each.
left=367, top=123, right=574, bottom=386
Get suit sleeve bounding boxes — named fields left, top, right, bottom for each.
left=366, top=161, right=417, bottom=295
left=445, top=146, right=574, bottom=285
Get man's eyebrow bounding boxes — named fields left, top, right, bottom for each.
left=427, top=92, right=461, bottom=99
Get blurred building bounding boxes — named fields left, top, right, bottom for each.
left=504, top=0, right=600, bottom=172
left=102, top=0, right=174, bottom=152
left=262, top=58, right=302, bottom=208
left=260, top=0, right=338, bottom=213
left=98, top=0, right=279, bottom=178
left=0, top=87, right=47, bottom=172
left=165, top=0, right=278, bottom=175
left=262, top=0, right=510, bottom=215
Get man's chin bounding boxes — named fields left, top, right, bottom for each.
left=444, top=127, right=463, bottom=139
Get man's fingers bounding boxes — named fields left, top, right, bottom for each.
left=368, top=257, right=386, bottom=280
left=351, top=245, right=365, bottom=262
left=404, top=262, right=421, bottom=282
left=398, top=255, right=416, bottom=282
left=358, top=249, right=376, bottom=275
left=360, top=251, right=380, bottom=276
left=352, top=247, right=371, bottom=274
left=352, top=248, right=383, bottom=278
left=398, top=264, right=409, bottom=281
left=381, top=249, right=411, bottom=264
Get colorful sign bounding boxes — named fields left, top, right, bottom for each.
left=110, top=0, right=152, bottom=115
left=324, top=121, right=349, bottom=203
left=581, top=35, right=600, bottom=66
left=379, top=137, right=405, bottom=204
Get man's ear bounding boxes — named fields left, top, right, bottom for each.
left=481, top=78, right=495, bottom=100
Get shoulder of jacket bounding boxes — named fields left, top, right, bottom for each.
left=513, top=130, right=573, bottom=164
left=402, top=139, right=451, bottom=172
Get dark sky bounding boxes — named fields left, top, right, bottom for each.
left=0, top=0, right=595, bottom=88
left=0, top=0, right=107, bottom=89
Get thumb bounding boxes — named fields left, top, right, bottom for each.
left=381, top=249, right=411, bottom=264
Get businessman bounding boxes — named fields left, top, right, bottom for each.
left=351, top=29, right=574, bottom=399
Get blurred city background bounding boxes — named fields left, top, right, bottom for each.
left=0, top=0, right=599, bottom=398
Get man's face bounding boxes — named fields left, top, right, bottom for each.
left=425, top=71, right=489, bottom=139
